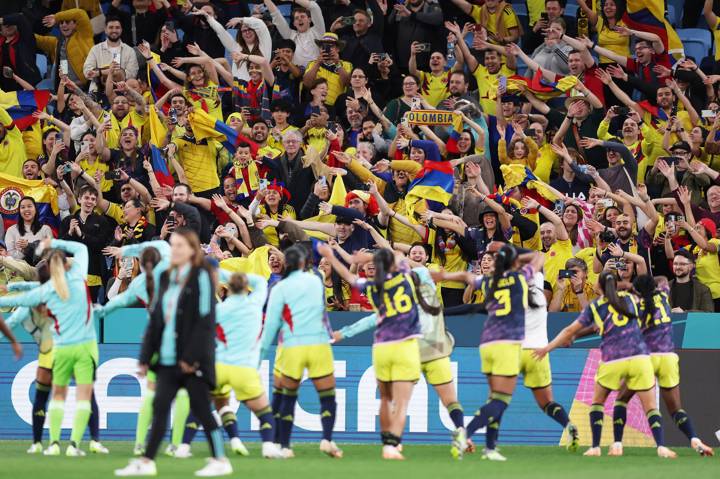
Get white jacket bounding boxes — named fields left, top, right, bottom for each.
left=270, top=1, right=324, bottom=67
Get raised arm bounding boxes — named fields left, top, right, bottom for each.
left=318, top=243, right=359, bottom=285
left=50, top=238, right=89, bottom=275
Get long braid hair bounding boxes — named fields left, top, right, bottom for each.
left=632, top=274, right=656, bottom=324
left=141, top=247, right=162, bottom=306
left=598, top=271, right=635, bottom=318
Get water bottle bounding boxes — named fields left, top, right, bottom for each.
left=447, top=40, right=456, bottom=69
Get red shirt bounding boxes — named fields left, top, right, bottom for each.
left=626, top=53, right=672, bottom=84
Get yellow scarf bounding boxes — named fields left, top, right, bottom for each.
left=233, top=159, right=260, bottom=199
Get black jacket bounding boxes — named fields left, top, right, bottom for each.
left=268, top=152, right=316, bottom=214
left=140, top=265, right=217, bottom=386
left=0, top=13, right=41, bottom=89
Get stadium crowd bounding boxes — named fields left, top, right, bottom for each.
left=0, top=0, right=719, bottom=314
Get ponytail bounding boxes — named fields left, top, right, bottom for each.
left=228, top=272, right=249, bottom=294
left=140, top=247, right=162, bottom=306
left=373, top=249, right=394, bottom=317
left=599, top=271, right=634, bottom=318
left=632, top=274, right=657, bottom=322
left=49, top=250, right=69, bottom=301
left=483, top=244, right=517, bottom=309
left=410, top=271, right=442, bottom=315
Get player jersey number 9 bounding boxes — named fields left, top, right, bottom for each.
left=494, top=289, right=511, bottom=316
left=383, top=286, right=413, bottom=317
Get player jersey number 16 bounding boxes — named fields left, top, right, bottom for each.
left=383, top=286, right=413, bottom=317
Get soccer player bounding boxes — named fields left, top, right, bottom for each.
left=433, top=244, right=543, bottom=461
left=332, top=243, right=470, bottom=458
left=97, top=240, right=191, bottom=457
left=260, top=245, right=342, bottom=458
left=536, top=272, right=677, bottom=458
left=211, top=272, right=284, bottom=458
left=319, top=246, right=443, bottom=460
left=0, top=239, right=97, bottom=457
left=607, top=275, right=714, bottom=456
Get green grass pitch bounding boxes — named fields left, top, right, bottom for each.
left=1, top=441, right=718, bottom=478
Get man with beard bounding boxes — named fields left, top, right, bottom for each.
left=436, top=71, right=480, bottom=112
left=98, top=82, right=148, bottom=149
left=669, top=249, right=714, bottom=313
left=83, top=17, right=139, bottom=92
left=266, top=129, right=315, bottom=213
left=598, top=69, right=700, bottom=143
left=446, top=21, right=514, bottom=116
left=251, top=120, right=282, bottom=160
left=522, top=196, right=572, bottom=291
left=36, top=8, right=93, bottom=89
left=409, top=43, right=451, bottom=108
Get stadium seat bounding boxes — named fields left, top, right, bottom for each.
left=512, top=3, right=528, bottom=17
left=277, top=3, right=293, bottom=18
left=36, top=53, right=47, bottom=79
left=677, top=28, right=712, bottom=59
left=666, top=5, right=677, bottom=27
left=682, top=39, right=709, bottom=63
left=564, top=4, right=578, bottom=18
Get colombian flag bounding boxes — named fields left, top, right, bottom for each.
left=507, top=70, right=578, bottom=100
left=446, top=113, right=464, bottom=155
left=623, top=0, right=684, bottom=58
left=146, top=51, right=167, bottom=106
left=0, top=90, right=51, bottom=131
left=0, top=172, right=59, bottom=234
left=188, top=108, right=258, bottom=156
left=404, top=140, right=455, bottom=219
left=500, top=164, right=562, bottom=203
left=148, top=105, right=174, bottom=188
left=219, top=245, right=272, bottom=279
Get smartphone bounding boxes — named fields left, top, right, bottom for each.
left=81, top=140, right=90, bottom=153
left=104, top=170, right=122, bottom=181
left=416, top=43, right=432, bottom=52
left=577, top=164, right=589, bottom=174
left=54, top=132, right=63, bottom=142
left=702, top=109, right=716, bottom=118
left=112, top=52, right=121, bottom=64
left=327, top=121, right=337, bottom=133
left=658, top=156, right=681, bottom=165
left=163, top=20, right=175, bottom=32
left=62, top=163, right=73, bottom=174
left=259, top=178, right=269, bottom=190
left=598, top=198, right=614, bottom=208
left=121, top=257, right=133, bottom=271
left=378, top=53, right=389, bottom=61
left=558, top=269, right=575, bottom=279
left=321, top=43, right=332, bottom=55
left=60, top=60, right=69, bottom=76
left=614, top=106, right=630, bottom=115
left=614, top=259, right=627, bottom=271
left=540, top=12, right=549, bottom=22
left=498, top=75, right=507, bottom=91
left=524, top=128, right=537, bottom=137
left=341, top=16, right=355, bottom=26
left=166, top=215, right=175, bottom=228
left=168, top=107, right=178, bottom=125
left=2, top=66, right=12, bottom=79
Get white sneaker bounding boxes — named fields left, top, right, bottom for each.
left=174, top=443, right=192, bottom=458
left=27, top=442, right=43, bottom=454
left=451, top=427, right=467, bottom=460
left=281, top=448, right=295, bottom=458
left=66, top=444, right=86, bottom=457
left=194, top=458, right=233, bottom=477
left=230, top=437, right=249, bottom=456
left=319, top=439, right=343, bottom=458
left=608, top=442, right=623, bottom=456
left=164, top=444, right=177, bottom=457
left=89, top=440, right=110, bottom=454
left=133, top=444, right=145, bottom=456
left=114, top=458, right=158, bottom=476
left=482, top=449, right=507, bottom=461
left=262, top=442, right=284, bottom=459
left=43, top=443, right=60, bottom=456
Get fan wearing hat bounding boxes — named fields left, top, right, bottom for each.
left=319, top=189, right=382, bottom=230
left=303, top=32, right=352, bottom=106
left=647, top=141, right=709, bottom=205
left=576, top=136, right=636, bottom=195
left=252, top=180, right=295, bottom=247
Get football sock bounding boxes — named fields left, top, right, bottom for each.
left=486, top=420, right=500, bottom=450
left=135, top=390, right=154, bottom=446
left=543, top=401, right=570, bottom=428
left=254, top=406, right=275, bottom=443
left=647, top=409, right=664, bottom=446
left=218, top=406, right=239, bottom=440
left=206, top=427, right=225, bottom=458
left=88, top=394, right=100, bottom=441
left=589, top=404, right=604, bottom=448
left=381, top=431, right=401, bottom=447
left=32, top=382, right=51, bottom=443
left=48, top=400, right=65, bottom=444
left=277, top=388, right=298, bottom=448
left=70, top=400, right=91, bottom=446
left=271, top=388, right=284, bottom=443
left=447, top=402, right=465, bottom=429
left=172, top=389, right=190, bottom=445
left=612, top=400, right=627, bottom=443
left=466, top=392, right=511, bottom=438
left=182, top=412, right=200, bottom=445
left=318, top=388, right=337, bottom=441
left=672, top=409, right=698, bottom=442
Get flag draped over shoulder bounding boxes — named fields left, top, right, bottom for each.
left=188, top=107, right=258, bottom=156
left=404, top=140, right=454, bottom=219
left=148, top=106, right=174, bottom=188
left=0, top=90, right=51, bottom=130
left=623, top=0, right=684, bottom=58
left=445, top=113, right=464, bottom=154
left=500, top=164, right=562, bottom=202
left=219, top=245, right=272, bottom=279
left=506, top=70, right=578, bottom=100
left=0, top=172, right=59, bottom=233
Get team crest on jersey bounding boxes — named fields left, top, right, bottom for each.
left=0, top=187, right=23, bottom=215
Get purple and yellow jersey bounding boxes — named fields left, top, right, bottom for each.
left=358, top=272, right=421, bottom=345
left=578, top=292, right=648, bottom=362
left=474, top=265, right=534, bottom=345
left=639, top=285, right=675, bottom=354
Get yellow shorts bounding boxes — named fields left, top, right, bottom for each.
left=38, top=349, right=54, bottom=370
left=373, top=338, right=421, bottom=383
left=480, top=342, right=521, bottom=377
left=520, top=349, right=552, bottom=388
left=596, top=355, right=655, bottom=391
left=651, top=353, right=680, bottom=389
left=213, top=364, right=266, bottom=402
left=276, top=344, right=334, bottom=381
left=273, top=346, right=282, bottom=377
left=421, top=356, right=453, bottom=385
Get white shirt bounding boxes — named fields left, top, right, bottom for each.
left=522, top=272, right=549, bottom=348
left=270, top=1, right=325, bottom=67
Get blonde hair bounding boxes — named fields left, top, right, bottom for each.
left=49, top=250, right=70, bottom=301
